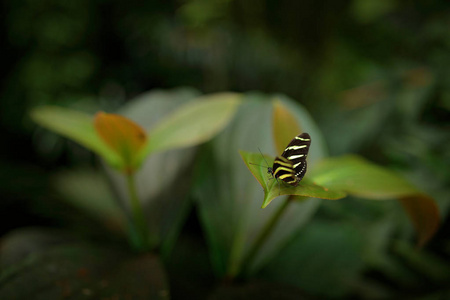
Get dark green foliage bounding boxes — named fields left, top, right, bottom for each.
left=1, top=0, right=449, bottom=299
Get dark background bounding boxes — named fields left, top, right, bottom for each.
left=1, top=0, right=449, bottom=298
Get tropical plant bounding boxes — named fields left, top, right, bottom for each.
left=0, top=89, right=441, bottom=299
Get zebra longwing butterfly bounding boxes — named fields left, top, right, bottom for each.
left=250, top=133, right=311, bottom=191
left=271, top=132, right=311, bottom=186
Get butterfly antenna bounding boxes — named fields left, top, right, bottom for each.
left=249, top=162, right=266, bottom=167
left=249, top=147, right=271, bottom=168
left=257, top=147, right=271, bottom=168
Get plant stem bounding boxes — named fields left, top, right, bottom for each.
left=126, top=171, right=150, bottom=251
left=240, top=197, right=292, bottom=276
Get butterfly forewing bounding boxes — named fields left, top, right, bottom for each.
left=273, top=133, right=311, bottom=186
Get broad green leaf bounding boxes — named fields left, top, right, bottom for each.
left=194, top=94, right=327, bottom=278
left=272, top=99, right=302, bottom=154
left=94, top=112, right=147, bottom=172
left=30, top=106, right=122, bottom=168
left=309, top=155, right=440, bottom=245
left=138, top=92, right=241, bottom=162
left=240, top=150, right=347, bottom=208
left=310, top=155, right=419, bottom=198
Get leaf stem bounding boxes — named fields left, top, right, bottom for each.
left=126, top=171, right=150, bottom=251
left=240, top=196, right=292, bottom=277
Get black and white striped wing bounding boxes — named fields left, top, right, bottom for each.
left=272, top=156, right=298, bottom=186
left=280, top=132, right=311, bottom=183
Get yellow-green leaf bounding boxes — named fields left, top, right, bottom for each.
left=310, top=155, right=420, bottom=199
left=30, top=106, right=121, bottom=168
left=309, top=155, right=440, bottom=245
left=137, top=93, right=241, bottom=163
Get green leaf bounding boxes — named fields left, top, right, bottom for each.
left=309, top=155, right=440, bottom=245
left=138, top=92, right=242, bottom=163
left=309, top=155, right=420, bottom=198
left=243, top=150, right=440, bottom=246
left=240, top=150, right=347, bottom=208
left=30, top=106, right=122, bottom=168
left=194, top=94, right=328, bottom=277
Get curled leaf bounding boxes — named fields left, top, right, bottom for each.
left=399, top=195, right=440, bottom=247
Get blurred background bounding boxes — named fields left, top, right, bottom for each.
left=1, top=0, right=449, bottom=298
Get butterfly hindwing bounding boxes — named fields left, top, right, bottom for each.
left=272, top=156, right=297, bottom=186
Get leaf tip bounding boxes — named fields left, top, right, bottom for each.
left=399, top=194, right=441, bottom=247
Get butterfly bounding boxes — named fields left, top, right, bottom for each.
left=251, top=133, right=311, bottom=191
